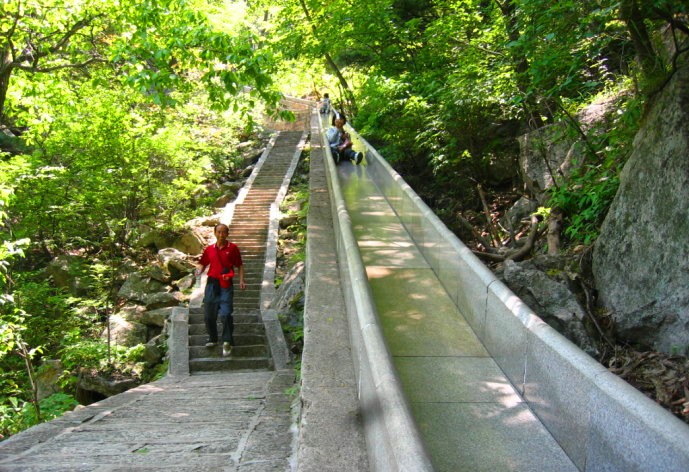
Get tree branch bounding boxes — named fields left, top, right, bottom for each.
left=15, top=57, right=102, bottom=73
left=477, top=183, right=502, bottom=247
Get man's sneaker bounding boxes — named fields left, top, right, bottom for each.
left=205, top=341, right=217, bottom=348
left=355, top=151, right=363, bottom=165
left=222, top=342, right=232, bottom=357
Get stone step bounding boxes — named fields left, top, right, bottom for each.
left=229, top=216, right=268, bottom=221
left=234, top=303, right=261, bottom=311
left=189, top=307, right=260, bottom=316
left=189, top=343, right=268, bottom=358
left=231, top=231, right=267, bottom=236
left=231, top=237, right=267, bottom=242
left=188, top=312, right=259, bottom=324
left=233, top=207, right=271, bottom=212
left=189, top=322, right=265, bottom=336
left=234, top=299, right=262, bottom=308
left=232, top=304, right=261, bottom=312
left=235, top=201, right=272, bottom=205
left=236, top=302, right=261, bottom=310
left=189, top=356, right=271, bottom=372
left=189, top=333, right=266, bottom=347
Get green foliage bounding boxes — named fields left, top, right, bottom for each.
left=142, top=359, right=169, bottom=383
left=356, top=75, right=428, bottom=164
left=11, top=274, right=87, bottom=353
left=0, top=393, right=78, bottom=439
left=284, top=359, right=301, bottom=397
left=549, top=167, right=620, bottom=245
left=59, top=339, right=146, bottom=373
left=507, top=0, right=623, bottom=102
left=546, top=93, right=642, bottom=245
left=280, top=157, right=309, bottom=265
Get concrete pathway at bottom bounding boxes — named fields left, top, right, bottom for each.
left=0, top=370, right=296, bottom=472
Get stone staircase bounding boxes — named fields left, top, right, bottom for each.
left=188, top=130, right=305, bottom=373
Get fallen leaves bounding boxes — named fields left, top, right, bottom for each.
left=606, top=347, right=689, bottom=424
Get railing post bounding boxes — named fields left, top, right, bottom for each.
left=168, top=306, right=190, bottom=377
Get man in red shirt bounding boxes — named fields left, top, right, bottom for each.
left=195, top=223, right=246, bottom=356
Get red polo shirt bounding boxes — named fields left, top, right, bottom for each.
left=200, top=242, right=243, bottom=287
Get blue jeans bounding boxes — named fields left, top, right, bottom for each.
left=203, top=278, right=235, bottom=345
left=330, top=145, right=357, bottom=164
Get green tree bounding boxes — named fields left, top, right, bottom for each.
left=1, top=0, right=284, bottom=127
left=0, top=0, right=108, bottom=123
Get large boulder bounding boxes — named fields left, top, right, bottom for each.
left=157, top=248, right=195, bottom=279
left=117, top=304, right=147, bottom=323
left=501, top=259, right=598, bottom=357
left=46, top=255, right=89, bottom=296
left=593, top=56, right=689, bottom=354
left=501, top=196, right=538, bottom=234
left=117, top=272, right=166, bottom=304
left=170, top=230, right=205, bottom=255
left=77, top=368, right=139, bottom=398
left=104, top=314, right=148, bottom=347
left=143, top=335, right=165, bottom=366
left=138, top=227, right=205, bottom=255
left=36, top=360, right=64, bottom=401
left=141, top=306, right=176, bottom=327
left=271, top=262, right=305, bottom=328
left=143, top=291, right=183, bottom=311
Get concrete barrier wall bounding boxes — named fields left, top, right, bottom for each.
left=356, top=133, right=689, bottom=471
left=320, top=115, right=434, bottom=472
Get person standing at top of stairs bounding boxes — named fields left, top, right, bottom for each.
left=195, top=223, right=247, bottom=357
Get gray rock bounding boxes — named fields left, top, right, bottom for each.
left=175, top=273, right=196, bottom=291
left=142, top=306, right=176, bottom=327
left=280, top=214, right=300, bottom=229
left=241, top=165, right=255, bottom=178
left=36, top=360, right=64, bottom=401
left=143, top=338, right=164, bottom=366
left=502, top=259, right=599, bottom=356
left=117, top=272, right=166, bottom=304
left=221, top=181, right=242, bottom=194
left=117, top=304, right=147, bottom=323
left=104, top=314, right=148, bottom=347
left=77, top=369, right=139, bottom=397
left=158, top=247, right=195, bottom=278
left=144, top=291, right=182, bottom=310
left=186, top=215, right=221, bottom=228
left=501, top=196, right=538, bottom=233
left=171, top=229, right=206, bottom=255
left=46, top=255, right=89, bottom=296
left=214, top=193, right=234, bottom=208
left=593, top=55, right=689, bottom=354
left=146, top=263, right=170, bottom=283
left=271, top=262, right=305, bottom=326
left=518, top=97, right=620, bottom=203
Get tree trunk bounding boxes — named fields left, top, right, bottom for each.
left=0, top=48, right=15, bottom=125
left=620, top=0, right=661, bottom=79
left=298, top=0, right=357, bottom=116
left=547, top=208, right=563, bottom=255
left=495, top=0, right=544, bottom=129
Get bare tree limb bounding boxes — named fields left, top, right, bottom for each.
left=476, top=183, right=502, bottom=248
left=472, top=250, right=507, bottom=262
left=457, top=212, right=494, bottom=251
left=506, top=215, right=540, bottom=261
left=547, top=208, right=563, bottom=255
left=472, top=215, right=542, bottom=262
